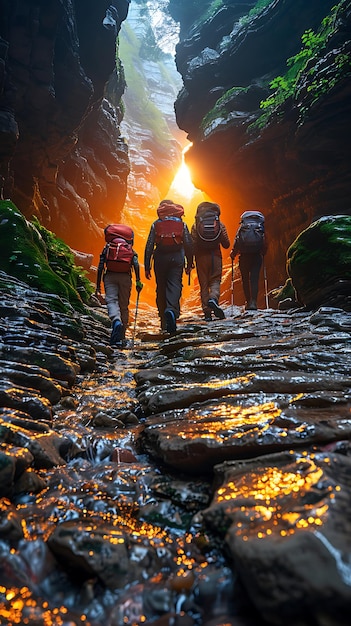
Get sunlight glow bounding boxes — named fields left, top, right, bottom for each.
left=169, top=144, right=195, bottom=198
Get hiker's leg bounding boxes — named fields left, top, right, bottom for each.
left=209, top=254, right=222, bottom=303
left=104, top=272, right=121, bottom=322
left=195, top=254, right=211, bottom=315
left=239, top=255, right=251, bottom=303
left=154, top=253, right=168, bottom=327
left=249, top=255, right=262, bottom=302
left=118, top=272, right=132, bottom=336
left=165, top=252, right=184, bottom=319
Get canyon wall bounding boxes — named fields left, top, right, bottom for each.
left=0, top=0, right=182, bottom=263
left=169, top=0, right=351, bottom=287
left=1, top=0, right=350, bottom=294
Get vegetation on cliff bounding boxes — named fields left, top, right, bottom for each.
left=254, top=1, right=351, bottom=129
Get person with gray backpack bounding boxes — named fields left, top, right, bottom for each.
left=191, top=201, right=230, bottom=321
left=230, top=211, right=268, bottom=310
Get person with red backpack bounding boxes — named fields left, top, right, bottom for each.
left=191, top=201, right=230, bottom=321
left=96, top=224, right=143, bottom=347
left=144, top=199, right=193, bottom=334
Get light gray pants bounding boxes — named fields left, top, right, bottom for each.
left=103, top=271, right=132, bottom=335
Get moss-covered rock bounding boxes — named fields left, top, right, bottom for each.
left=287, top=215, right=351, bottom=310
left=0, top=200, right=94, bottom=310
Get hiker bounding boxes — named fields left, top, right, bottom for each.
left=230, top=210, right=267, bottom=310
left=144, top=199, right=193, bottom=334
left=96, top=224, right=143, bottom=347
left=191, top=201, right=230, bottom=321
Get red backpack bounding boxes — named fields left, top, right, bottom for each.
left=154, top=218, right=184, bottom=246
left=103, top=224, right=134, bottom=272
left=154, top=200, right=185, bottom=247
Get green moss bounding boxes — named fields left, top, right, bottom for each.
left=239, top=0, right=274, bottom=26
left=270, top=278, right=296, bottom=303
left=0, top=200, right=94, bottom=310
left=287, top=215, right=351, bottom=306
left=201, top=87, right=249, bottom=133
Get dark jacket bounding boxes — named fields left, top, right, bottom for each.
left=144, top=220, right=193, bottom=273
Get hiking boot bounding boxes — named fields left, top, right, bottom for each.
left=110, top=320, right=123, bottom=346
left=204, top=308, right=212, bottom=322
left=165, top=309, right=176, bottom=334
left=208, top=299, right=225, bottom=320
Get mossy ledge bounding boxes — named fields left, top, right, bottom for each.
left=0, top=200, right=94, bottom=312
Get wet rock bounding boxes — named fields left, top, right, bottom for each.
left=287, top=216, right=351, bottom=312
left=90, top=412, right=125, bottom=429
left=0, top=382, right=53, bottom=421
left=48, top=518, right=133, bottom=590
left=0, top=450, right=16, bottom=497
left=0, top=269, right=351, bottom=626
left=0, top=344, right=79, bottom=386
left=0, top=361, right=62, bottom=404
left=141, top=394, right=351, bottom=475
left=203, top=448, right=351, bottom=626
left=3, top=442, right=34, bottom=476
left=138, top=370, right=351, bottom=416
left=13, top=468, right=47, bottom=496
left=0, top=501, right=24, bottom=543
left=0, top=411, right=70, bottom=469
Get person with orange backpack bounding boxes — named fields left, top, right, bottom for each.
left=191, top=201, right=230, bottom=321
left=144, top=199, right=193, bottom=334
left=96, top=224, right=143, bottom=347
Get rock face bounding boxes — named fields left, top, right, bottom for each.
left=0, top=0, right=129, bottom=258
left=119, top=1, right=185, bottom=215
left=0, top=0, right=186, bottom=265
left=170, top=0, right=351, bottom=289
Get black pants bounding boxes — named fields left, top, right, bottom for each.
left=239, top=253, right=262, bottom=303
left=153, top=249, right=184, bottom=327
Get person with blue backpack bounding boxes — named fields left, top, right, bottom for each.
left=230, top=211, right=268, bottom=311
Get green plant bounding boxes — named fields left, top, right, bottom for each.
left=250, top=3, right=348, bottom=130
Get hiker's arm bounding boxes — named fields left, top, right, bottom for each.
left=96, top=248, right=106, bottom=293
left=190, top=223, right=197, bottom=242
left=144, top=225, right=155, bottom=279
left=220, top=223, right=230, bottom=249
left=132, top=252, right=143, bottom=292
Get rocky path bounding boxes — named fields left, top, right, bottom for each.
left=0, top=270, right=350, bottom=626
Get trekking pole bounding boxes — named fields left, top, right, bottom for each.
left=131, top=290, right=140, bottom=349
left=231, top=259, right=234, bottom=315
left=263, top=263, right=269, bottom=309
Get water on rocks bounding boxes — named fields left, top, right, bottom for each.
left=0, top=272, right=350, bottom=626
